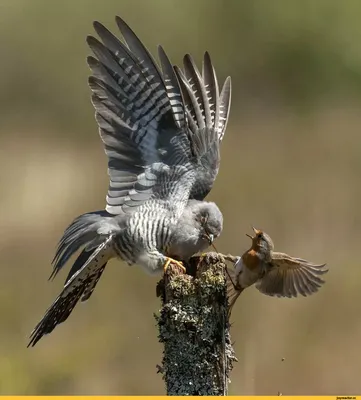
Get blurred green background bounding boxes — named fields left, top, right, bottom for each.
left=1, top=0, right=361, bottom=395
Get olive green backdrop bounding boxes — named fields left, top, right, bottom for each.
left=0, top=0, right=360, bottom=395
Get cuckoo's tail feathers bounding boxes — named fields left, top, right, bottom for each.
left=28, top=237, right=114, bottom=348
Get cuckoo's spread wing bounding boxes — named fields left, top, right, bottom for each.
left=88, top=17, right=197, bottom=216
left=255, top=252, right=328, bottom=298
left=174, top=53, right=231, bottom=200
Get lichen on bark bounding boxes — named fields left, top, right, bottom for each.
left=155, top=252, right=237, bottom=395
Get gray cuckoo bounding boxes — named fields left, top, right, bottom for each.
left=28, top=16, right=231, bottom=347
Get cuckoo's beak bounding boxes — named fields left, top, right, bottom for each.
left=203, top=230, right=214, bottom=245
left=204, top=231, right=218, bottom=252
left=206, top=232, right=218, bottom=253
left=245, top=233, right=253, bottom=240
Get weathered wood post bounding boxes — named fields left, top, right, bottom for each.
left=155, top=252, right=237, bottom=395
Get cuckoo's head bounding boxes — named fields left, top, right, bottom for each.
left=193, top=201, right=223, bottom=245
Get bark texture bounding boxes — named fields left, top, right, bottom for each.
left=155, top=252, right=237, bottom=395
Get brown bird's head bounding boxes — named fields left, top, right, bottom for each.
left=246, top=227, right=274, bottom=257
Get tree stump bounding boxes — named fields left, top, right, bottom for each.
left=155, top=252, right=237, bottom=395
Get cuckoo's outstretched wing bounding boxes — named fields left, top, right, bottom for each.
left=89, top=17, right=231, bottom=215
left=174, top=53, right=231, bottom=200
left=255, top=252, right=328, bottom=298
left=88, top=17, right=198, bottom=216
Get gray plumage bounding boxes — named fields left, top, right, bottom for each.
left=167, top=200, right=223, bottom=261
left=174, top=53, right=231, bottom=200
left=28, top=201, right=223, bottom=347
left=28, top=16, right=230, bottom=347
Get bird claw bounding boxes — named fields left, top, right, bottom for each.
left=163, top=257, right=186, bottom=273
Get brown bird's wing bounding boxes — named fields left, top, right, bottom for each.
left=255, top=252, right=328, bottom=298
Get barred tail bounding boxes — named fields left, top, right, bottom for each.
left=28, top=237, right=114, bottom=347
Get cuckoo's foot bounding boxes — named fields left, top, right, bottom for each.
left=163, top=257, right=186, bottom=273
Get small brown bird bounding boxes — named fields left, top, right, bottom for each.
left=225, top=227, right=328, bottom=314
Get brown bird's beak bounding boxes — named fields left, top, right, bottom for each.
left=245, top=226, right=259, bottom=240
